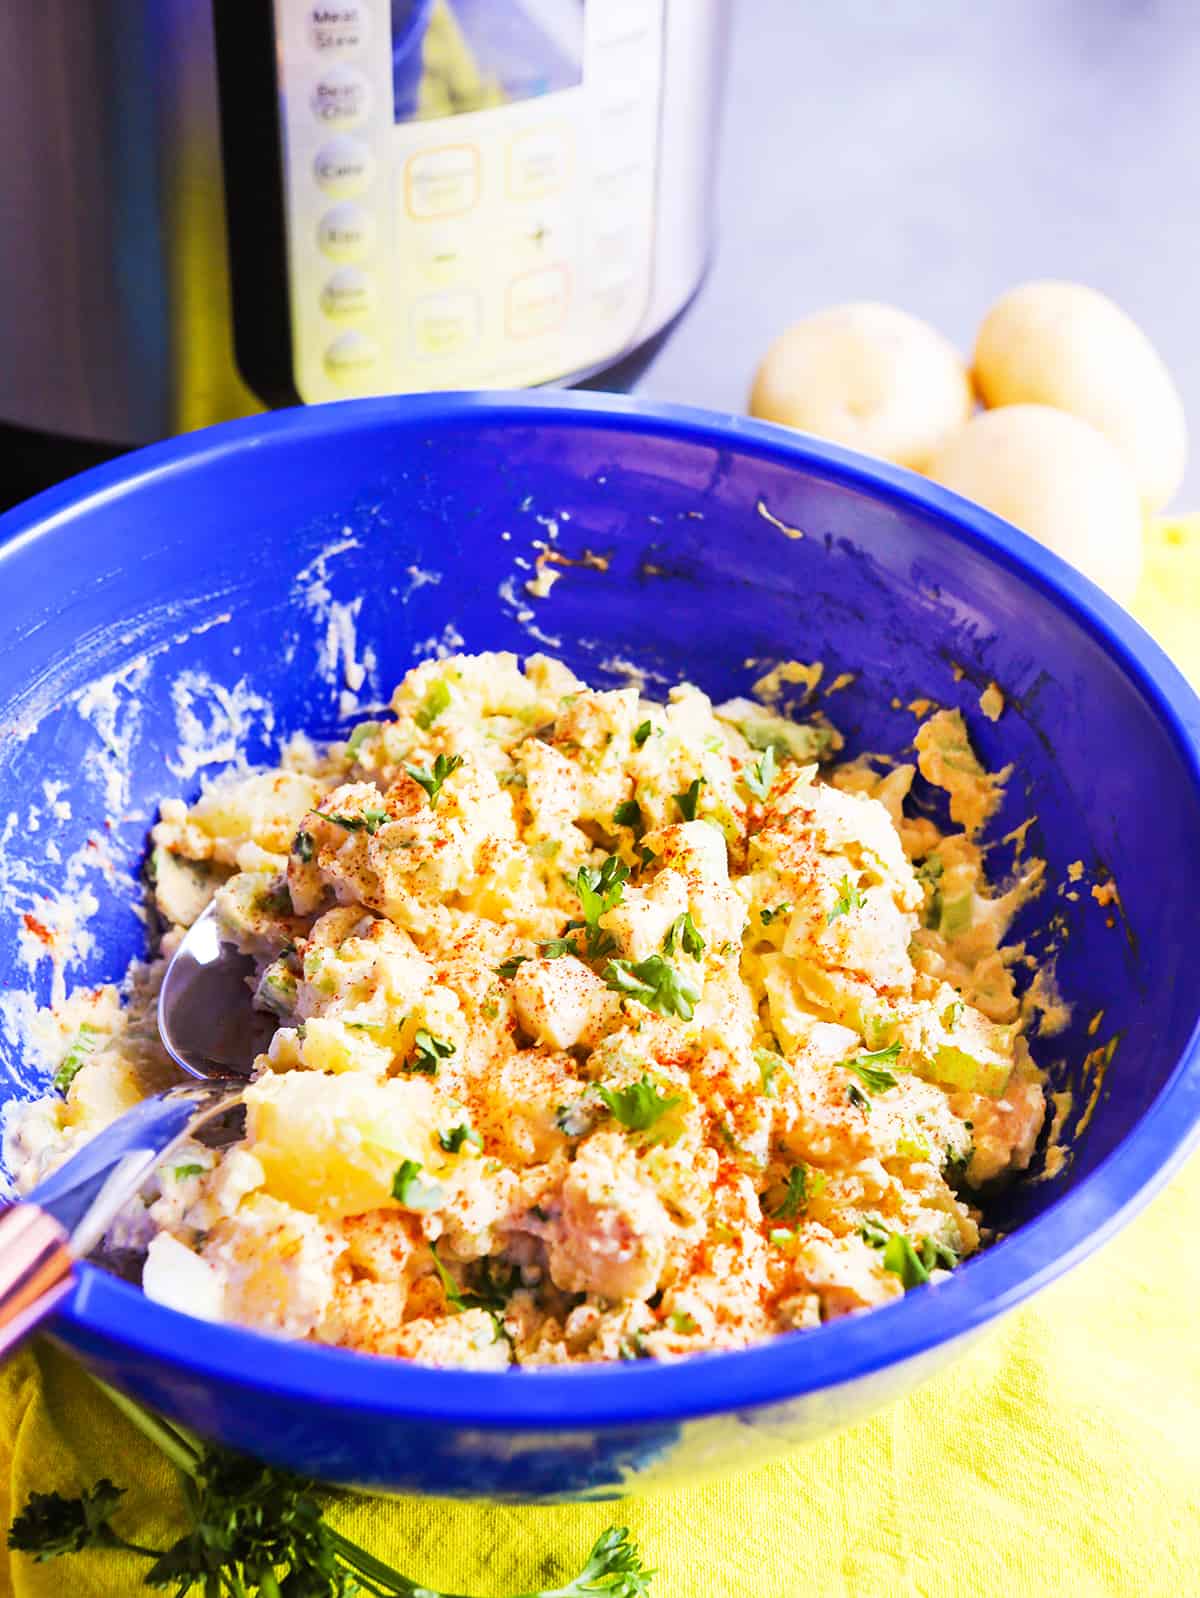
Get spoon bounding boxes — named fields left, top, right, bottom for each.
left=0, top=902, right=270, bottom=1357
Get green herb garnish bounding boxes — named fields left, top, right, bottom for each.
left=847, top=1082, right=872, bottom=1111
left=407, top=1029, right=455, bottom=1076
left=754, top=1046, right=783, bottom=1097
left=8, top=1377, right=654, bottom=1597
left=743, top=744, right=778, bottom=801
left=344, top=720, right=382, bottom=758
left=406, top=751, right=464, bottom=808
left=759, top=902, right=792, bottom=926
left=391, top=1159, right=444, bottom=1210
left=845, top=1041, right=902, bottom=1094
left=323, top=806, right=389, bottom=834
left=613, top=799, right=643, bottom=831
left=572, top=854, right=628, bottom=957
left=662, top=910, right=704, bottom=960
left=769, top=1163, right=826, bottom=1221
left=292, top=829, right=314, bottom=864
left=437, top=1123, right=482, bottom=1154
left=595, top=1073, right=682, bottom=1133
left=173, top=1163, right=205, bottom=1181
left=633, top=720, right=654, bottom=747
left=495, top=955, right=529, bottom=978
left=673, top=777, right=704, bottom=822
left=827, top=873, right=867, bottom=923
left=603, top=954, right=700, bottom=1020
left=668, top=1311, right=698, bottom=1335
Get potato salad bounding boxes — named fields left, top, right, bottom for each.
left=4, top=653, right=1048, bottom=1368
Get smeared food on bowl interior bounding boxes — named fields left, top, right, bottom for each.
left=4, top=653, right=1051, bottom=1368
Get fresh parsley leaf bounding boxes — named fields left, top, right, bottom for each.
left=743, top=744, right=778, bottom=801
left=859, top=1215, right=890, bottom=1248
left=633, top=720, right=654, bottom=747
left=576, top=855, right=628, bottom=925
left=406, top=751, right=464, bottom=808
left=415, top=678, right=451, bottom=729
left=595, top=1073, right=682, bottom=1133
left=673, top=777, right=704, bottom=822
left=844, top=1042, right=901, bottom=1095
left=847, top=1082, right=872, bottom=1111
left=754, top=1045, right=783, bottom=1097
left=437, top=1123, right=481, bottom=1154
left=292, top=828, right=314, bottom=864
left=323, top=806, right=389, bottom=834
left=53, top=1024, right=101, bottom=1093
left=770, top=1163, right=826, bottom=1221
left=602, top=954, right=700, bottom=1020
left=495, top=954, right=529, bottom=978
left=173, top=1163, right=204, bottom=1181
left=662, top=910, right=704, bottom=960
left=391, top=1159, right=444, bottom=1210
left=540, top=934, right=580, bottom=959
left=759, top=901, right=793, bottom=926
left=12, top=1376, right=655, bottom=1598
left=613, top=798, right=643, bottom=831
left=827, top=873, right=867, bottom=923
left=7, top=1480, right=130, bottom=1561
left=407, top=1029, right=455, bottom=1075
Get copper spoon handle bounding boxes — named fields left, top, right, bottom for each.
left=0, top=1204, right=74, bottom=1359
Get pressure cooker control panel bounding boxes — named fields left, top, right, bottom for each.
left=270, top=1, right=666, bottom=401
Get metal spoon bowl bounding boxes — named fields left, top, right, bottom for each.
left=0, top=902, right=264, bottom=1357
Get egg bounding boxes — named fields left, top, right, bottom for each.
left=749, top=302, right=974, bottom=471
left=925, top=404, right=1144, bottom=602
left=973, top=280, right=1187, bottom=512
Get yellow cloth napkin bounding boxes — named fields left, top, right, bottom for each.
left=4, top=518, right=1199, bottom=1598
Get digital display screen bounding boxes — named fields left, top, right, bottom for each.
left=392, top=0, right=586, bottom=123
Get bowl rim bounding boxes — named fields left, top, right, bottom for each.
left=6, top=387, right=1200, bottom=1432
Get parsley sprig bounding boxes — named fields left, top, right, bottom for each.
left=860, top=1222, right=959, bottom=1289
left=323, top=806, right=390, bottom=834
left=743, top=744, right=778, bottom=801
left=769, top=1163, right=827, bottom=1221
left=406, top=1028, right=455, bottom=1076
left=544, top=855, right=629, bottom=961
left=405, top=752, right=464, bottom=808
left=673, top=777, right=704, bottom=822
left=662, top=910, right=704, bottom=960
left=826, top=873, right=867, bottom=924
left=595, top=1073, right=682, bottom=1133
left=391, top=1158, right=444, bottom=1210
left=9, top=1376, right=656, bottom=1596
left=603, top=954, right=700, bottom=1020
left=844, top=1041, right=902, bottom=1097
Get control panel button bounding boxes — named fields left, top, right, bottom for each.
left=311, top=65, right=372, bottom=127
left=411, top=224, right=472, bottom=284
left=317, top=202, right=375, bottom=260
left=506, top=265, right=570, bottom=340
left=404, top=146, right=480, bottom=220
left=314, top=135, right=374, bottom=197
left=309, top=3, right=370, bottom=54
left=507, top=128, right=571, bottom=202
left=324, top=330, right=379, bottom=380
left=321, top=265, right=374, bottom=321
left=411, top=291, right=480, bottom=358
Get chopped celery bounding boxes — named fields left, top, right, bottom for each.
left=938, top=891, right=973, bottom=939
left=256, top=962, right=298, bottom=1018
left=918, top=1043, right=1012, bottom=1098
left=345, top=720, right=382, bottom=758
left=53, top=1024, right=102, bottom=1093
left=714, top=698, right=833, bottom=761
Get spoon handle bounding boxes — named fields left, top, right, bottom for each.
left=0, top=1205, right=74, bottom=1359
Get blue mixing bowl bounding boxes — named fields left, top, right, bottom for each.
left=2, top=392, right=1199, bottom=1500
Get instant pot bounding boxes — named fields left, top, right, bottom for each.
left=0, top=1, right=729, bottom=475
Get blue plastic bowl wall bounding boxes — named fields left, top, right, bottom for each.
left=1, top=394, right=1199, bottom=1501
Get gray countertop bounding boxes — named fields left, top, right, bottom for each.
left=640, top=0, right=1200, bottom=506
